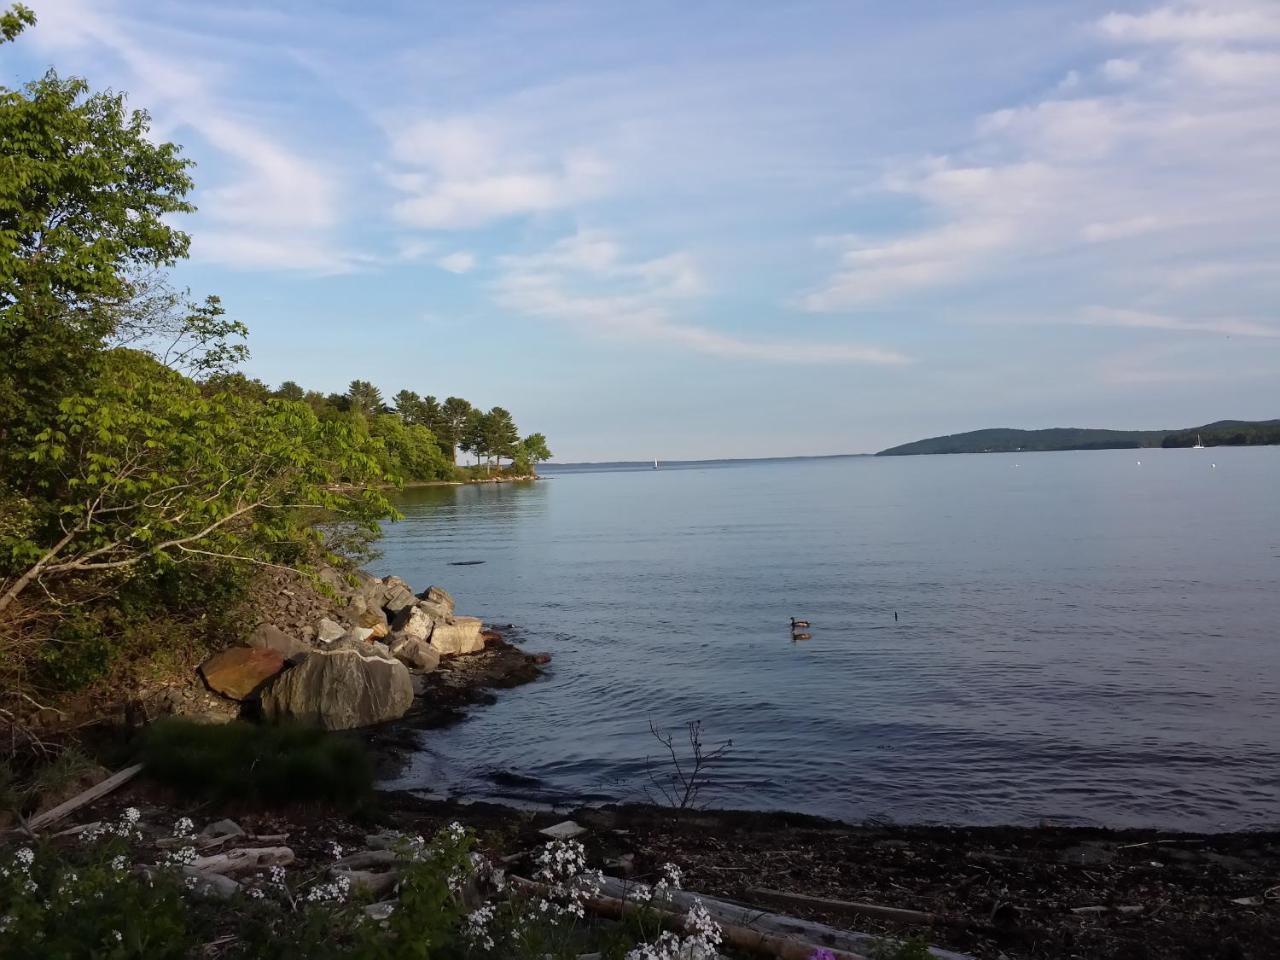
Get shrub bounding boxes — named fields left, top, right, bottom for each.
left=135, top=719, right=374, bottom=812
left=0, top=814, right=194, bottom=959
left=35, top=613, right=114, bottom=691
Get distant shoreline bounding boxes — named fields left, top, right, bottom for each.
left=540, top=452, right=873, bottom=471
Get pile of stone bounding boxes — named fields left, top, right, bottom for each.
left=198, top=573, right=489, bottom=730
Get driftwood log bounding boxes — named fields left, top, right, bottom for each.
left=332, top=866, right=399, bottom=898
left=193, top=846, right=295, bottom=876
left=24, top=764, right=144, bottom=833
left=514, top=875, right=975, bottom=960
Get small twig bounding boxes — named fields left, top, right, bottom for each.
left=1117, top=838, right=1206, bottom=850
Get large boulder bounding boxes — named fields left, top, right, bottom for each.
left=380, top=577, right=416, bottom=616
left=416, top=586, right=455, bottom=620
left=200, top=647, right=286, bottom=700
left=316, top=618, right=345, bottom=643
left=261, top=649, right=413, bottom=730
left=245, top=624, right=309, bottom=661
left=429, top=616, right=485, bottom=656
left=324, top=636, right=396, bottom=661
left=354, top=571, right=386, bottom=610
left=389, top=635, right=440, bottom=672
left=356, top=608, right=390, bottom=639
left=390, top=606, right=434, bottom=643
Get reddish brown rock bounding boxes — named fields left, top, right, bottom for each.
left=199, top=647, right=286, bottom=701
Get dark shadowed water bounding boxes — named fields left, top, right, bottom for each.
left=377, top=449, right=1280, bottom=831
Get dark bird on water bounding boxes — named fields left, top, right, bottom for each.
left=894, top=611, right=898, bottom=622
left=790, top=617, right=810, bottom=629
left=792, top=632, right=811, bottom=641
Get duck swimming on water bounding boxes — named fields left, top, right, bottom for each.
left=790, top=617, right=810, bottom=629
left=791, top=632, right=812, bottom=642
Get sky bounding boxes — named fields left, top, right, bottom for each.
left=6, top=0, right=1280, bottom=460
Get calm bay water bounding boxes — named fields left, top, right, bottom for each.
left=378, top=449, right=1280, bottom=831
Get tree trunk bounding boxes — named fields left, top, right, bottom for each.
left=0, top=526, right=78, bottom=616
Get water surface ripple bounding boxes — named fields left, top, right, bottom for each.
left=378, top=449, right=1280, bottom=830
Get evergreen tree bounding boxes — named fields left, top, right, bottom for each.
left=345, top=379, right=384, bottom=417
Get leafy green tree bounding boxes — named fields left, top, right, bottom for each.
left=200, top=371, right=271, bottom=401
left=393, top=389, right=426, bottom=425
left=368, top=414, right=449, bottom=482
left=421, top=394, right=445, bottom=437
left=345, top=380, right=384, bottom=417
left=459, top=408, right=487, bottom=467
left=109, top=277, right=247, bottom=378
left=1, top=3, right=34, bottom=44
left=0, top=350, right=391, bottom=616
left=483, top=407, right=521, bottom=466
left=275, top=381, right=305, bottom=401
left=520, top=433, right=553, bottom=469
left=440, top=397, right=473, bottom=462
left=0, top=62, right=195, bottom=449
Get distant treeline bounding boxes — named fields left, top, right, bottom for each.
left=878, top=420, right=1280, bottom=456
left=211, top=374, right=552, bottom=482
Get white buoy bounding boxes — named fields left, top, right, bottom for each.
left=1212, top=463, right=1216, bottom=469
left=1137, top=460, right=1142, bottom=466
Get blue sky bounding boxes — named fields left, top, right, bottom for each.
left=8, top=0, right=1280, bottom=459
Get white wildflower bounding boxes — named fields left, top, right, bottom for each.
left=172, top=817, right=195, bottom=838
left=305, top=874, right=350, bottom=903
left=110, top=855, right=128, bottom=872
left=624, top=897, right=722, bottom=960
left=269, top=865, right=288, bottom=886
left=661, top=862, right=683, bottom=889
left=465, top=903, right=495, bottom=951
left=327, top=841, right=344, bottom=861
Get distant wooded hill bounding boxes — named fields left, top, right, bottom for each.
left=877, top=420, right=1280, bottom=456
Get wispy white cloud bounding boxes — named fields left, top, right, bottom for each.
left=385, top=116, right=608, bottom=229
left=804, top=0, right=1280, bottom=324
left=1101, top=58, right=1143, bottom=81
left=497, top=231, right=909, bottom=365
left=1097, top=2, right=1280, bottom=44
left=26, top=0, right=358, bottom=273
left=436, top=251, right=477, bottom=274
left=1077, top=306, right=1280, bottom=339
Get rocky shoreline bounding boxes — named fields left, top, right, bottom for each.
left=117, top=562, right=548, bottom=739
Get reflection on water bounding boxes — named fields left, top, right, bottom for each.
left=377, top=449, right=1280, bottom=830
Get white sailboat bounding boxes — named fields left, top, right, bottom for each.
left=1193, top=434, right=1205, bottom=449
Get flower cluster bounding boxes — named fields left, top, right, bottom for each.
left=625, top=899, right=722, bottom=960
left=162, top=817, right=199, bottom=868
left=0, top=847, right=38, bottom=895
left=305, top=873, right=351, bottom=903
left=531, top=839, right=603, bottom=922
left=80, top=808, right=142, bottom=844
left=465, top=902, right=496, bottom=951
left=630, top=861, right=683, bottom=906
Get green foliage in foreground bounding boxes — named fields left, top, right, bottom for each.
left=135, top=719, right=375, bottom=812
left=878, top=419, right=1280, bottom=456
left=0, top=815, right=726, bottom=960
